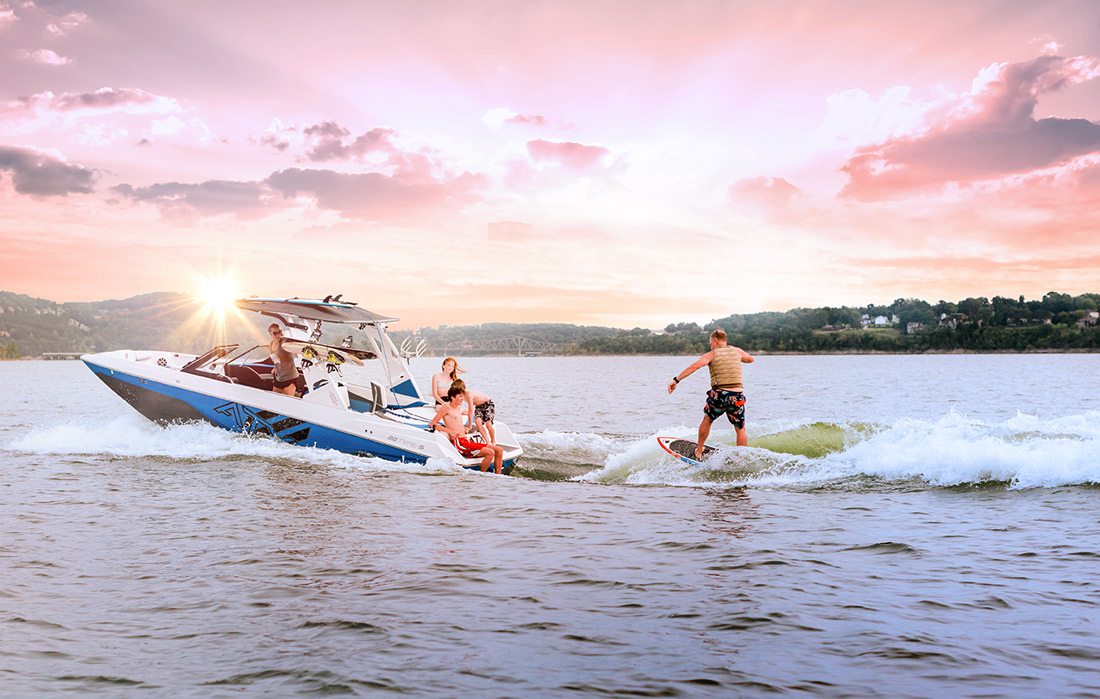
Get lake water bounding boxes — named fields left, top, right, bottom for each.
left=2, top=354, right=1099, bottom=696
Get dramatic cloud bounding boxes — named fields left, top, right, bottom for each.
left=18, top=48, right=71, bottom=65
left=527, top=139, right=609, bottom=169
left=266, top=167, right=487, bottom=221
left=113, top=180, right=272, bottom=219
left=0, top=145, right=94, bottom=195
left=842, top=55, right=1100, bottom=199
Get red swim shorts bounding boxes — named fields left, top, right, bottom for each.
left=452, top=436, right=489, bottom=458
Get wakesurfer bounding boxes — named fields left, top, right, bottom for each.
left=667, top=328, right=754, bottom=460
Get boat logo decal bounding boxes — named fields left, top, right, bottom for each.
left=214, top=402, right=312, bottom=444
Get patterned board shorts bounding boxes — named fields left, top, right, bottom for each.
left=703, top=388, right=746, bottom=428
left=474, top=399, right=496, bottom=424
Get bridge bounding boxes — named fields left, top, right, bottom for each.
left=437, top=336, right=567, bottom=356
left=42, top=352, right=84, bottom=360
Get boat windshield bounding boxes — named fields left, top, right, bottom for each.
left=224, top=345, right=272, bottom=367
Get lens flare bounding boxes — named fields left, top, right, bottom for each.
left=198, top=276, right=239, bottom=316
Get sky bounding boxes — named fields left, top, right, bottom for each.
left=1, top=0, right=1099, bottom=330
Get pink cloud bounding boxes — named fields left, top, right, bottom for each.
left=45, top=10, right=88, bottom=36
left=113, top=161, right=488, bottom=223
left=112, top=180, right=273, bottom=219
left=18, top=48, right=71, bottom=65
left=0, top=145, right=94, bottom=196
left=302, top=122, right=399, bottom=162
left=842, top=55, right=1100, bottom=200
left=527, top=139, right=609, bottom=169
left=266, top=167, right=487, bottom=221
left=0, top=5, right=16, bottom=29
left=729, top=176, right=803, bottom=210
left=265, top=120, right=440, bottom=181
left=1, top=88, right=180, bottom=123
left=506, top=113, right=548, bottom=127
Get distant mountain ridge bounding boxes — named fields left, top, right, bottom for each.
left=0, top=291, right=264, bottom=357
left=1, top=290, right=1097, bottom=358
left=0, top=291, right=623, bottom=357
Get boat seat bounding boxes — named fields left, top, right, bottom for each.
left=225, top=361, right=275, bottom=391
left=302, top=379, right=349, bottom=409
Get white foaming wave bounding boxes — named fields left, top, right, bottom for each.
left=518, top=429, right=633, bottom=465
left=5, top=417, right=460, bottom=475
left=576, top=412, right=1100, bottom=489
left=827, top=412, right=1100, bottom=489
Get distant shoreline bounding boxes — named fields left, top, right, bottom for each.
left=9, top=347, right=1098, bottom=362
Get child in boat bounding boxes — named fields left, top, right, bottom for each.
left=431, top=384, right=504, bottom=473
left=431, top=356, right=464, bottom=406
left=449, top=379, right=497, bottom=446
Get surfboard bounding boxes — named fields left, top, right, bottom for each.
left=281, top=340, right=372, bottom=365
left=656, top=436, right=718, bottom=466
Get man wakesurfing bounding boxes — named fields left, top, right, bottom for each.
left=667, top=328, right=754, bottom=460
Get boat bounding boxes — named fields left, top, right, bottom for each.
left=81, top=296, right=523, bottom=473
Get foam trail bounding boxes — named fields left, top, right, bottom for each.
left=5, top=416, right=461, bottom=475
left=519, top=429, right=634, bottom=466
left=832, top=412, right=1100, bottom=489
left=577, top=412, right=1100, bottom=489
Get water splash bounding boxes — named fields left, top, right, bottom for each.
left=4, top=416, right=459, bottom=475
left=9, top=411, right=1100, bottom=489
left=578, top=412, right=1100, bottom=489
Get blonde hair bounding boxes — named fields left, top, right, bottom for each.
left=710, top=328, right=727, bottom=342
left=441, top=356, right=465, bottom=381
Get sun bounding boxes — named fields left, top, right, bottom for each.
left=196, top=275, right=240, bottom=317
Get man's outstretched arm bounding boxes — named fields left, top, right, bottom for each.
left=668, top=351, right=714, bottom=394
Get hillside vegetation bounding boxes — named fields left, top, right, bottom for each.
left=1, top=290, right=1097, bottom=358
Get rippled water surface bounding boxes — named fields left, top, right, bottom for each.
left=3, top=355, right=1100, bottom=696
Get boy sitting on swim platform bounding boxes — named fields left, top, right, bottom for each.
left=449, top=379, right=498, bottom=446
left=430, top=384, right=504, bottom=473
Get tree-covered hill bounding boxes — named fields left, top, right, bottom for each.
left=0, top=291, right=264, bottom=357
left=1, top=290, right=1097, bottom=358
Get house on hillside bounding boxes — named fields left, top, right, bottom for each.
left=1078, top=311, right=1100, bottom=328
left=906, top=322, right=925, bottom=334
left=938, top=312, right=968, bottom=330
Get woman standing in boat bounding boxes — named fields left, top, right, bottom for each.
left=268, top=323, right=300, bottom=397
left=431, top=356, right=464, bottom=406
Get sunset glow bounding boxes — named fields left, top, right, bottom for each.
left=196, top=275, right=240, bottom=319
left=2, top=1, right=1099, bottom=329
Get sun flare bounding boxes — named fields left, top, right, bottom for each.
left=197, top=276, right=240, bottom=316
